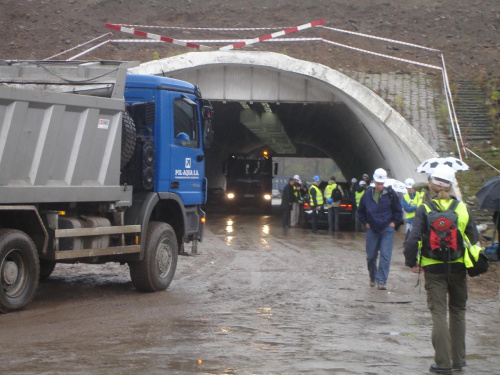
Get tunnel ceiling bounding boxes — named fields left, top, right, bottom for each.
left=129, top=51, right=437, bottom=184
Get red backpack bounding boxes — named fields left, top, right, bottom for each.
left=424, top=200, right=462, bottom=262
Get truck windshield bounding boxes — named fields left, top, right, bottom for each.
left=228, top=157, right=272, bottom=178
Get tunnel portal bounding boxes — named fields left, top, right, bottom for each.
left=129, top=51, right=437, bottom=186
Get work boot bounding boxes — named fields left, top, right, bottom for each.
left=452, top=361, right=466, bottom=371
left=429, top=364, right=452, bottom=374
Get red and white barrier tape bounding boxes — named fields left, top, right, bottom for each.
left=319, top=26, right=441, bottom=53
left=45, top=33, right=112, bottom=60
left=320, top=38, right=442, bottom=70
left=100, top=36, right=441, bottom=70
left=105, top=23, right=212, bottom=51
left=113, top=24, right=295, bottom=31
left=218, top=19, right=325, bottom=51
left=111, top=23, right=440, bottom=53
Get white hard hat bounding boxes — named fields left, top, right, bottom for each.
left=430, top=164, right=455, bottom=187
left=373, top=168, right=387, bottom=183
left=351, top=178, right=357, bottom=183
left=404, top=178, right=415, bottom=188
left=359, top=180, right=367, bottom=186
left=293, top=174, right=300, bottom=180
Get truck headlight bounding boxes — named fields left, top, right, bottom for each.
left=263, top=194, right=272, bottom=200
left=227, top=192, right=235, bottom=199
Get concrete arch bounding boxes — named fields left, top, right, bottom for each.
left=129, top=51, right=437, bottom=183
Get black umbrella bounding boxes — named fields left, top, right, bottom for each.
left=476, top=176, right=500, bottom=247
left=476, top=176, right=500, bottom=212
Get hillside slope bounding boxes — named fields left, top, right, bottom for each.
left=0, top=0, right=498, bottom=80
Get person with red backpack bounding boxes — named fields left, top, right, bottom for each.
left=403, top=164, right=479, bottom=374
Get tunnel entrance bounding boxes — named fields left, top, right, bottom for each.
left=129, top=50, right=438, bottom=188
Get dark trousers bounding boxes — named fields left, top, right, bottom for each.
left=327, top=206, right=340, bottom=231
left=311, top=207, right=320, bottom=232
left=282, top=206, right=291, bottom=227
left=425, top=270, right=467, bottom=369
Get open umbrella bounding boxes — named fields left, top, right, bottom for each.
left=475, top=176, right=500, bottom=212
left=384, top=178, right=407, bottom=194
left=416, top=157, right=469, bottom=174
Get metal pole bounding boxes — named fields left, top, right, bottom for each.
left=440, top=57, right=462, bottom=160
left=441, top=54, right=467, bottom=158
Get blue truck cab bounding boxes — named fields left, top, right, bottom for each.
left=122, top=74, right=213, bottom=254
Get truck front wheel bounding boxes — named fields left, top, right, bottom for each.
left=0, top=229, right=40, bottom=313
left=129, top=222, right=178, bottom=292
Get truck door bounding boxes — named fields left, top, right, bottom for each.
left=170, top=94, right=204, bottom=205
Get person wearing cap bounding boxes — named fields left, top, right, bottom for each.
left=324, top=176, right=344, bottom=232
left=355, top=174, right=370, bottom=195
left=290, top=174, right=302, bottom=228
left=357, top=168, right=403, bottom=290
left=404, top=164, right=479, bottom=374
left=354, top=180, right=367, bottom=232
left=401, top=178, right=425, bottom=233
left=308, top=175, right=324, bottom=233
left=281, top=176, right=298, bottom=228
left=362, top=173, right=371, bottom=185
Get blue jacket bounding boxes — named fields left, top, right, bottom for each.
left=400, top=191, right=419, bottom=224
left=357, top=187, right=403, bottom=233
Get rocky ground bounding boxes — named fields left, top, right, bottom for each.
left=0, top=0, right=498, bottom=81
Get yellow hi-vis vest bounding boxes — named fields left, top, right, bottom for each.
left=293, top=185, right=298, bottom=198
left=403, top=191, right=424, bottom=220
left=418, top=199, right=469, bottom=267
left=324, top=183, right=337, bottom=207
left=355, top=190, right=365, bottom=207
left=308, top=184, right=324, bottom=207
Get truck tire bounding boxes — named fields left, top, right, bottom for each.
left=0, top=229, right=40, bottom=313
left=39, top=259, right=56, bottom=280
left=121, top=111, right=136, bottom=169
left=129, top=222, right=178, bottom=292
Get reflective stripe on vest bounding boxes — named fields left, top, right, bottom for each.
left=308, top=184, right=324, bottom=206
left=355, top=190, right=365, bottom=206
left=418, top=199, right=469, bottom=267
left=403, top=191, right=424, bottom=220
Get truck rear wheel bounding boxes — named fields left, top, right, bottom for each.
left=0, top=229, right=40, bottom=313
left=129, top=222, right=178, bottom=292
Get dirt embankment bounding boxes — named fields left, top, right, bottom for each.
left=0, top=0, right=498, bottom=80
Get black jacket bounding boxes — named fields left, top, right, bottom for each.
left=281, top=182, right=297, bottom=208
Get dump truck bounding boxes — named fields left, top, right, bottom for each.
left=223, top=150, right=277, bottom=213
left=0, top=60, right=214, bottom=313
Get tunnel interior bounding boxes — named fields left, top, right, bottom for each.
left=205, top=100, right=383, bottom=188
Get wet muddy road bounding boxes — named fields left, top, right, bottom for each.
left=1, top=211, right=499, bottom=374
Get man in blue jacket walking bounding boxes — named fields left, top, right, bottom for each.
left=357, top=168, right=403, bottom=290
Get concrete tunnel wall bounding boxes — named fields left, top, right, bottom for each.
left=129, top=51, right=438, bottom=184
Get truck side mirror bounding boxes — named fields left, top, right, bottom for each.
left=274, top=162, right=278, bottom=176
left=202, top=105, right=214, bottom=150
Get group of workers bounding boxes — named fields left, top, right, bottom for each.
left=282, top=164, right=479, bottom=374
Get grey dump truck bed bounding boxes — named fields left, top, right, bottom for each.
left=0, top=60, right=137, bottom=205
